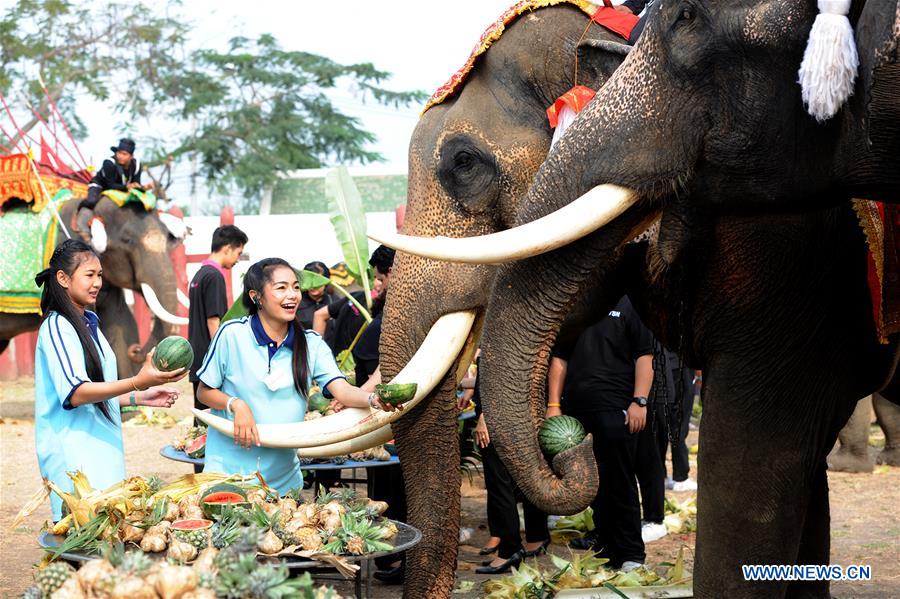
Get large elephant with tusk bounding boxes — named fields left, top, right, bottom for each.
left=382, top=1, right=899, bottom=598
left=194, top=3, right=635, bottom=597
left=0, top=196, right=189, bottom=377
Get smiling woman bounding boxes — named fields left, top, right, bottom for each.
left=32, top=239, right=187, bottom=522
left=195, top=257, right=399, bottom=492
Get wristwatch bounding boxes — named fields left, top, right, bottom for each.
left=631, top=396, right=648, bottom=408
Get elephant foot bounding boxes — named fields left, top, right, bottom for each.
left=827, top=449, right=873, bottom=473
left=875, top=445, right=900, bottom=467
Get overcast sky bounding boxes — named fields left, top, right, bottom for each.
left=73, top=0, right=524, bottom=210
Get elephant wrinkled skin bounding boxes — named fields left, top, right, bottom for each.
left=377, top=6, right=631, bottom=597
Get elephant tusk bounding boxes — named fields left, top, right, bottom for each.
left=176, top=288, right=190, bottom=309
left=140, top=283, right=190, bottom=326
left=192, top=310, right=476, bottom=448
left=296, top=425, right=393, bottom=458
left=369, top=184, right=638, bottom=264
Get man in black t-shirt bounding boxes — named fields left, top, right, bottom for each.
left=188, top=225, right=248, bottom=398
left=548, top=295, right=654, bottom=571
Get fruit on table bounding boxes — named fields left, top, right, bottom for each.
left=185, top=434, right=206, bottom=459
left=172, top=518, right=213, bottom=550
left=538, top=415, right=587, bottom=456
left=374, top=383, right=418, bottom=406
left=200, top=491, right=250, bottom=519
left=307, top=388, right=330, bottom=414
left=151, top=336, right=194, bottom=372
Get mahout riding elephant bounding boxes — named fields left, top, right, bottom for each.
left=0, top=196, right=187, bottom=377
left=381, top=1, right=899, bottom=597
left=374, top=5, right=633, bottom=597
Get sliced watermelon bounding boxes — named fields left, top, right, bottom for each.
left=171, top=518, right=213, bottom=531
left=200, top=491, right=250, bottom=519
left=185, top=434, right=206, bottom=458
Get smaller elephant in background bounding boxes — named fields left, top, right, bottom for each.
left=828, top=394, right=900, bottom=472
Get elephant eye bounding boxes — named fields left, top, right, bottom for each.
left=437, top=136, right=499, bottom=214
left=678, top=4, right=694, bottom=21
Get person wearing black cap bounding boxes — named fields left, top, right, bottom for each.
left=76, top=138, right=155, bottom=230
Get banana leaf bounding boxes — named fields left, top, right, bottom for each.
left=325, top=166, right=372, bottom=310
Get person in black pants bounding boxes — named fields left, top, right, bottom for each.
left=473, top=359, right=550, bottom=574
left=548, top=295, right=654, bottom=571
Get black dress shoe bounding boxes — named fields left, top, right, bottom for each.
left=523, top=538, right=551, bottom=557
left=475, top=552, right=522, bottom=574
left=568, top=533, right=597, bottom=550
left=373, top=564, right=404, bottom=584
left=478, top=544, right=499, bottom=556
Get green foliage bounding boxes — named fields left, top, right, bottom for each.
left=165, top=37, right=426, bottom=205
left=325, top=166, right=372, bottom=306
left=0, top=0, right=187, bottom=140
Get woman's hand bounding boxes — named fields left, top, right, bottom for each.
left=371, top=392, right=402, bottom=412
left=232, top=399, right=260, bottom=449
left=135, top=348, right=188, bottom=388
left=140, top=387, right=179, bottom=408
left=474, top=413, right=490, bottom=449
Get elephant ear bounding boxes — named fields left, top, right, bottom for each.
left=575, top=38, right=632, bottom=90
left=845, top=0, right=900, bottom=198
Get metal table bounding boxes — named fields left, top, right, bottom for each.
left=39, top=520, right=421, bottom=599
left=159, top=445, right=400, bottom=489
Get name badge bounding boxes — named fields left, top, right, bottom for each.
left=264, top=367, right=292, bottom=392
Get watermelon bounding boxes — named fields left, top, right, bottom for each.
left=200, top=492, right=250, bottom=519
left=538, top=415, right=587, bottom=457
left=185, top=434, right=206, bottom=459
left=171, top=518, right=213, bottom=531
left=374, top=383, right=418, bottom=406
left=308, top=390, right=330, bottom=414
left=201, top=483, right=248, bottom=501
left=152, top=336, right=194, bottom=372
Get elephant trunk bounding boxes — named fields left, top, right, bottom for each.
left=479, top=206, right=652, bottom=515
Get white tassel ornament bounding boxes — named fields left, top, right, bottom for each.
left=798, top=0, right=859, bottom=122
left=550, top=104, right=578, bottom=148
left=90, top=218, right=108, bottom=253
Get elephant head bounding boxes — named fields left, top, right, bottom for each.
left=376, top=4, right=632, bottom=596
left=61, top=197, right=187, bottom=376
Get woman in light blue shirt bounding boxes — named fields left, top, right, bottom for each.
left=196, top=257, right=397, bottom=493
left=34, top=239, right=187, bottom=521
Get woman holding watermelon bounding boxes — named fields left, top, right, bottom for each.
left=34, top=239, right=186, bottom=522
left=196, top=257, right=398, bottom=493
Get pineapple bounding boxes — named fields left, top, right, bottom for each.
left=211, top=520, right=240, bottom=550
left=321, top=512, right=393, bottom=555
left=344, top=536, right=365, bottom=555
left=34, top=561, right=75, bottom=596
left=174, top=526, right=210, bottom=550
left=294, top=526, right=323, bottom=551
left=20, top=586, right=42, bottom=599
left=119, top=550, right=153, bottom=577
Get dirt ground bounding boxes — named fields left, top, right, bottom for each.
left=1, top=376, right=898, bottom=598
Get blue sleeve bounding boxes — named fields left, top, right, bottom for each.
left=197, top=320, right=232, bottom=389
left=40, top=315, right=90, bottom=409
left=308, top=333, right=346, bottom=392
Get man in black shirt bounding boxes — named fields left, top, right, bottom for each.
left=548, top=295, right=654, bottom=570
left=188, top=225, right=248, bottom=407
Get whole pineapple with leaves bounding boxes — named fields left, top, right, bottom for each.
left=34, top=561, right=75, bottom=596
left=322, top=512, right=392, bottom=555
left=215, top=527, right=261, bottom=572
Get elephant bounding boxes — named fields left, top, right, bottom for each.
left=0, top=196, right=187, bottom=377
left=374, top=5, right=635, bottom=597
left=380, top=1, right=900, bottom=597
left=829, top=393, right=900, bottom=471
